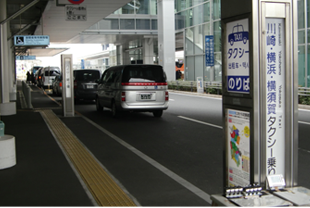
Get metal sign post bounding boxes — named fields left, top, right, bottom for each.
left=211, top=0, right=302, bottom=206
left=61, top=54, right=75, bottom=117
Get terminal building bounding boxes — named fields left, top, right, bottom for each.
left=71, top=0, right=307, bottom=88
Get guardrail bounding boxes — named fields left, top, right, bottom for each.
left=21, top=81, right=32, bottom=108
left=168, top=81, right=310, bottom=97
left=168, top=81, right=222, bottom=94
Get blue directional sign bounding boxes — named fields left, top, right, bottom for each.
left=205, top=35, right=214, bottom=67
left=14, top=35, right=50, bottom=46
left=16, top=56, right=36, bottom=60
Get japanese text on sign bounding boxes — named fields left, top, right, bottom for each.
left=265, top=18, right=285, bottom=177
left=65, top=5, right=87, bottom=21
left=226, top=19, right=250, bottom=93
left=205, top=36, right=214, bottom=66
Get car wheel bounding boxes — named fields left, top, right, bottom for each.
left=96, top=98, right=103, bottom=112
left=153, top=110, right=163, bottom=118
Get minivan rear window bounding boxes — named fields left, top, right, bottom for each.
left=121, top=65, right=166, bottom=83
left=75, top=70, right=100, bottom=81
left=44, top=70, right=60, bottom=76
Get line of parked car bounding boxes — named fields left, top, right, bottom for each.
left=33, top=64, right=169, bottom=117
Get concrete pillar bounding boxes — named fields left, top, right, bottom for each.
left=143, top=37, right=154, bottom=64
left=157, top=0, right=175, bottom=81
left=7, top=22, right=16, bottom=101
left=0, top=0, right=16, bottom=116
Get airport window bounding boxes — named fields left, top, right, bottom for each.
left=135, top=0, right=149, bottom=14
left=185, top=27, right=194, bottom=55
left=186, top=9, right=193, bottom=27
left=192, top=0, right=204, bottom=7
left=308, top=0, right=310, bottom=27
left=175, top=11, right=186, bottom=30
left=99, top=19, right=119, bottom=30
left=175, top=0, right=186, bottom=12
left=213, top=0, right=221, bottom=20
left=121, top=1, right=135, bottom=14
left=203, top=2, right=210, bottom=22
left=194, top=25, right=203, bottom=54
left=298, top=0, right=305, bottom=29
left=193, top=5, right=203, bottom=25
left=136, top=19, right=150, bottom=29
left=150, top=0, right=157, bottom=15
left=120, top=19, right=135, bottom=30
left=151, top=19, right=157, bottom=30
left=299, top=30, right=305, bottom=44
left=213, top=21, right=221, bottom=52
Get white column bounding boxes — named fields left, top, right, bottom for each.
left=122, top=43, right=131, bottom=65
left=157, top=0, right=175, bottom=81
left=143, top=37, right=154, bottom=64
left=0, top=0, right=16, bottom=115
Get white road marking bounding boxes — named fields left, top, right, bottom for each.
left=178, top=116, right=223, bottom=129
left=80, top=115, right=212, bottom=205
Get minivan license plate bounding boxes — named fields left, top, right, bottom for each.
left=141, top=94, right=151, bottom=100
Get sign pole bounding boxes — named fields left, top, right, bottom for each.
left=211, top=0, right=303, bottom=206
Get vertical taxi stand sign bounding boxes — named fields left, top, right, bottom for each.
left=210, top=0, right=306, bottom=206
left=61, top=54, right=75, bottom=117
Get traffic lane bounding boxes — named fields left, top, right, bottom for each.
left=168, top=93, right=223, bottom=126
left=58, top=113, right=211, bottom=206
left=73, top=103, right=224, bottom=196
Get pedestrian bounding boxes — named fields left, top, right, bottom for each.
left=31, top=72, right=35, bottom=85
left=26, top=71, right=31, bottom=84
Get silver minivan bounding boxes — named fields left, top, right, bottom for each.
left=95, top=65, right=169, bottom=117
left=42, top=66, right=60, bottom=90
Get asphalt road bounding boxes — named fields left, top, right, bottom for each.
left=52, top=92, right=310, bottom=206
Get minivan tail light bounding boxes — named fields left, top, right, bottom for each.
left=121, top=82, right=167, bottom=86
left=74, top=80, right=77, bottom=89
left=59, top=82, right=62, bottom=87
left=165, top=91, right=169, bottom=101
left=121, top=92, right=126, bottom=101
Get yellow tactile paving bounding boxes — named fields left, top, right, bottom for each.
left=40, top=109, right=136, bottom=206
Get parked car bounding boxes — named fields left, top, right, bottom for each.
left=34, top=67, right=44, bottom=87
left=31, top=66, right=43, bottom=76
left=95, top=64, right=169, bottom=117
left=41, top=66, right=60, bottom=90
left=73, top=69, right=101, bottom=102
left=52, top=74, right=62, bottom=96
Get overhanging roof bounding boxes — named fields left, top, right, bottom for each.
left=7, top=0, right=132, bottom=57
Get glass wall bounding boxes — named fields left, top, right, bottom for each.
left=176, top=0, right=221, bottom=81
left=114, top=0, right=157, bottom=15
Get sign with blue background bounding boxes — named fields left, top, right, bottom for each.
left=205, top=35, right=214, bottom=67
left=226, top=19, right=250, bottom=93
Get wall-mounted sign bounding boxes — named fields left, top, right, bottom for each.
left=65, top=5, right=87, bottom=21
left=265, top=18, right=285, bottom=177
left=226, top=18, right=250, bottom=94
left=205, top=35, right=214, bottom=67
left=226, top=108, right=250, bottom=187
left=16, top=56, right=36, bottom=60
left=14, top=35, right=50, bottom=46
